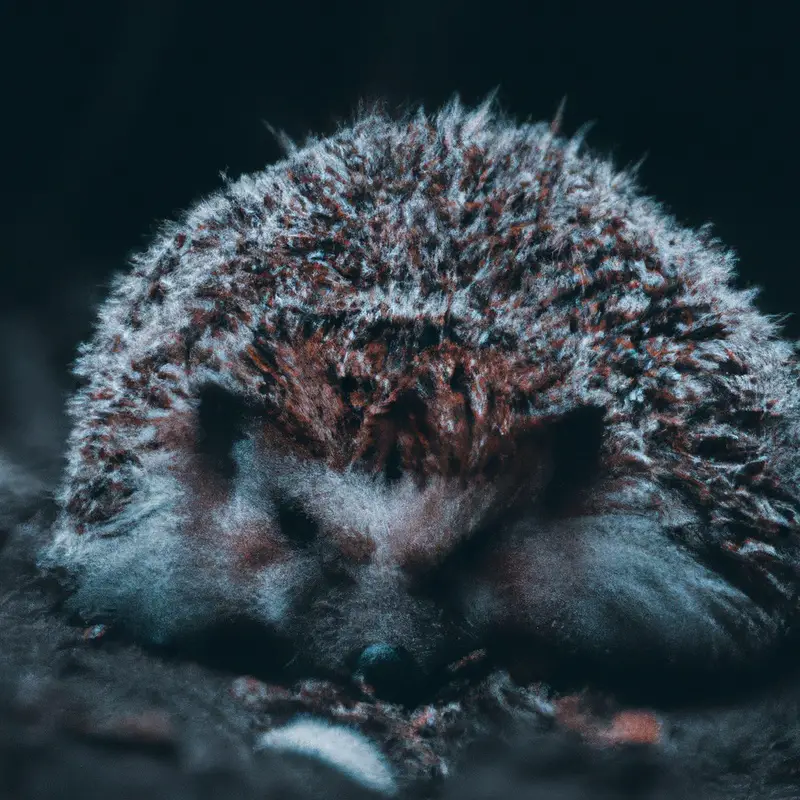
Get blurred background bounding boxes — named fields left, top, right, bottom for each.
left=0, top=0, right=797, bottom=470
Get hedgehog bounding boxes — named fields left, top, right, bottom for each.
left=41, top=96, right=800, bottom=789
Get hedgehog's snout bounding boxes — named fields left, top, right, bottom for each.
left=351, top=643, right=424, bottom=703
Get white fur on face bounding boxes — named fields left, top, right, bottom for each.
left=43, top=425, right=784, bottom=679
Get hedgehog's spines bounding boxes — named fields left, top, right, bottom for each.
left=47, top=97, right=800, bottom=629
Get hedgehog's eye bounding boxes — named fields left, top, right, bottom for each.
left=195, top=384, right=251, bottom=479
left=275, top=496, right=319, bottom=545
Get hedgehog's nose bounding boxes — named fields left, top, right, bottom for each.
left=352, top=643, right=421, bottom=703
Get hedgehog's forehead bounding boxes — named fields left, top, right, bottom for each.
left=230, top=428, right=553, bottom=568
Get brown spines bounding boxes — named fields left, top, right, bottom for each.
left=56, top=101, right=800, bottom=578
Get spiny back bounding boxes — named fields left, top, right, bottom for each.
left=61, top=98, right=800, bottom=585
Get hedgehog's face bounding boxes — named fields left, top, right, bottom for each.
left=61, top=383, right=781, bottom=708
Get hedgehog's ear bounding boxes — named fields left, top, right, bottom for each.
left=541, top=405, right=606, bottom=511
left=194, top=384, right=253, bottom=479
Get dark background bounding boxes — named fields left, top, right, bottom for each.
left=0, top=0, right=798, bottom=450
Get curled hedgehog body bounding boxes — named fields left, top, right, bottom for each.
left=43, top=97, right=800, bottom=786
